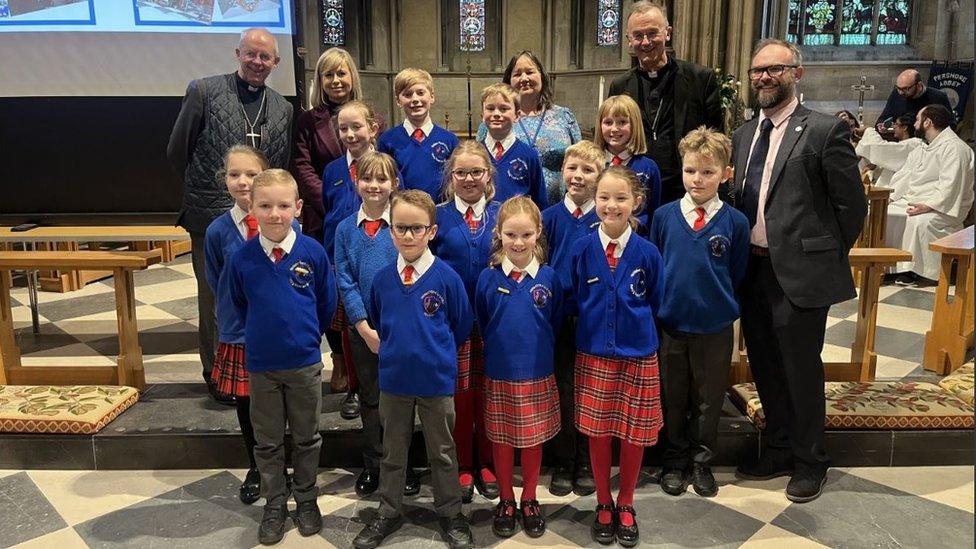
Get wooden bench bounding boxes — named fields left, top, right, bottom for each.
left=0, top=250, right=162, bottom=392
left=733, top=247, right=913, bottom=384
left=923, top=227, right=975, bottom=375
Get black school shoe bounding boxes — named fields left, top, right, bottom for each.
left=340, top=391, right=361, bottom=420
left=591, top=503, right=616, bottom=545
left=439, top=513, right=474, bottom=549
left=691, top=463, right=718, bottom=497
left=475, top=467, right=499, bottom=500
left=520, top=499, right=546, bottom=538
left=736, top=452, right=794, bottom=481
left=257, top=505, right=287, bottom=545
left=492, top=499, right=518, bottom=538
left=459, top=470, right=475, bottom=503
left=573, top=463, right=596, bottom=496
left=353, top=514, right=404, bottom=549
left=355, top=468, right=379, bottom=497
left=294, top=500, right=323, bottom=536
left=660, top=467, right=687, bottom=496
left=615, top=505, right=640, bottom=548
left=239, top=468, right=261, bottom=504
left=403, top=467, right=421, bottom=496
left=786, top=463, right=828, bottom=503
left=549, top=464, right=574, bottom=496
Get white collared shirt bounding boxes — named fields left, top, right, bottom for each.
left=598, top=224, right=632, bottom=259
left=356, top=204, right=391, bottom=226
left=563, top=195, right=595, bottom=216
left=403, top=117, right=434, bottom=139
left=230, top=204, right=250, bottom=239
left=485, top=132, right=517, bottom=158
left=501, top=256, right=540, bottom=280
left=259, top=228, right=296, bottom=261
left=680, top=193, right=724, bottom=228
left=454, top=195, right=487, bottom=220
left=396, top=248, right=435, bottom=283
left=746, top=96, right=799, bottom=247
left=605, top=149, right=633, bottom=166
left=347, top=146, right=373, bottom=168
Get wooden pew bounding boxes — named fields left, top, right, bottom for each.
left=0, top=250, right=162, bottom=391
left=923, top=227, right=975, bottom=375
left=733, top=247, right=913, bottom=385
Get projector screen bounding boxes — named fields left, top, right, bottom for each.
left=0, top=0, right=297, bottom=97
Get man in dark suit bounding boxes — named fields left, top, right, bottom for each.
left=609, top=0, right=723, bottom=204
left=732, top=39, right=866, bottom=503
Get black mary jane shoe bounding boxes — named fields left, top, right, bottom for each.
left=491, top=499, right=518, bottom=538
left=475, top=467, right=500, bottom=500
left=239, top=467, right=261, bottom=505
left=591, top=503, right=616, bottom=545
left=520, top=499, right=546, bottom=538
left=615, top=505, right=640, bottom=548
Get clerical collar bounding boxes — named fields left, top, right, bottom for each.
left=234, top=72, right=265, bottom=95
left=640, top=55, right=674, bottom=79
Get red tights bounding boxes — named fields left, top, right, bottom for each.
left=454, top=388, right=492, bottom=483
left=589, top=436, right=644, bottom=526
left=492, top=443, right=542, bottom=501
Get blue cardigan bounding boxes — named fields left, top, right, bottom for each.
left=430, top=200, right=501, bottom=305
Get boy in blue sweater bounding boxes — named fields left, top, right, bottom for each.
left=479, top=83, right=547, bottom=209
left=225, top=169, right=337, bottom=545
left=540, top=140, right=602, bottom=497
left=649, top=127, right=749, bottom=499
left=377, top=68, right=459, bottom=199
left=354, top=190, right=474, bottom=549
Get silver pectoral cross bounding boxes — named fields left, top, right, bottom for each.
left=850, top=75, right=875, bottom=125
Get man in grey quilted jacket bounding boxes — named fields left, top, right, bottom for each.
left=167, top=28, right=293, bottom=402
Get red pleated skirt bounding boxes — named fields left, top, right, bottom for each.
left=210, top=342, right=249, bottom=398
left=484, top=374, right=560, bottom=448
left=574, top=351, right=663, bottom=446
left=455, top=328, right=484, bottom=393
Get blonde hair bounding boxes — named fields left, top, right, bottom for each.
left=594, top=95, right=647, bottom=155
left=678, top=126, right=732, bottom=168
left=488, top=196, right=547, bottom=267
left=562, top=140, right=604, bottom=169
left=596, top=165, right=644, bottom=229
left=310, top=47, right=363, bottom=109
left=337, top=100, right=380, bottom=144
left=251, top=168, right=300, bottom=201
left=440, top=140, right=497, bottom=202
left=391, top=189, right=437, bottom=225
left=393, top=67, right=434, bottom=97
left=357, top=151, right=400, bottom=190
left=480, top=83, right=520, bottom=111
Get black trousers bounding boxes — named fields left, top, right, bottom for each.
left=347, top=327, right=383, bottom=471
left=545, top=317, right=589, bottom=468
left=740, top=254, right=830, bottom=467
left=659, top=324, right=733, bottom=469
left=189, top=232, right=217, bottom=379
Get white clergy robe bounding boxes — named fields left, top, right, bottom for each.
left=884, top=128, right=975, bottom=279
left=855, top=128, right=923, bottom=190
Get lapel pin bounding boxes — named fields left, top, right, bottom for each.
left=795, top=126, right=803, bottom=132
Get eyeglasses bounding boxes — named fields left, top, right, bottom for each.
left=895, top=82, right=920, bottom=93
left=451, top=168, right=487, bottom=180
left=391, top=224, right=432, bottom=237
left=747, top=64, right=798, bottom=80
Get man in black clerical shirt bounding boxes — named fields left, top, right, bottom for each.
left=167, top=28, right=293, bottom=403
left=875, top=69, right=953, bottom=134
left=609, top=0, right=723, bottom=204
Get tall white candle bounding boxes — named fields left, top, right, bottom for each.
left=598, top=76, right=605, bottom=108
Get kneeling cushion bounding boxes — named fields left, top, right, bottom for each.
left=938, top=364, right=974, bottom=405
left=0, top=385, right=139, bottom=434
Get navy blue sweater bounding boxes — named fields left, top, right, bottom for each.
left=205, top=212, right=302, bottom=343
left=369, top=257, right=473, bottom=397
left=483, top=139, right=548, bottom=209
left=542, top=202, right=600, bottom=294
left=226, top=235, right=337, bottom=372
left=320, top=156, right=361, bottom=259
left=571, top=231, right=664, bottom=357
left=650, top=200, right=750, bottom=334
left=430, top=200, right=500, bottom=305
left=377, top=124, right=459, bottom=199
left=475, top=265, right=563, bottom=381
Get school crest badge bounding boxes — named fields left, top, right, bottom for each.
left=422, top=290, right=446, bottom=317
left=430, top=141, right=451, bottom=163
left=530, top=284, right=552, bottom=309
left=628, top=268, right=646, bottom=298
left=507, top=158, right=528, bottom=180
left=709, top=235, right=730, bottom=258
left=289, top=261, right=314, bottom=289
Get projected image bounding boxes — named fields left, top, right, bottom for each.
left=216, top=0, right=280, bottom=21
left=0, top=1, right=8, bottom=17
left=0, top=0, right=93, bottom=22
left=9, top=0, right=81, bottom=15
left=136, top=0, right=215, bottom=24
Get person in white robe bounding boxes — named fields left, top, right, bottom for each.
left=885, top=104, right=974, bottom=283
left=855, top=115, right=924, bottom=190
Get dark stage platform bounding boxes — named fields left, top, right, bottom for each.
left=0, top=383, right=971, bottom=470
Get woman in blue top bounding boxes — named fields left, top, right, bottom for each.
left=478, top=50, right=582, bottom=206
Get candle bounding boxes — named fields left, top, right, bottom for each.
left=598, top=76, right=605, bottom=108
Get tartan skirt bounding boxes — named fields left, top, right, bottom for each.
left=574, top=351, right=663, bottom=446
left=455, top=328, right=484, bottom=393
left=210, top=342, right=249, bottom=398
left=329, top=300, right=348, bottom=332
left=484, top=374, right=561, bottom=448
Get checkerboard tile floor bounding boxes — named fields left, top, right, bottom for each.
left=0, top=466, right=971, bottom=548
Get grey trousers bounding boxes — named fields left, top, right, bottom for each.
left=659, top=325, right=733, bottom=469
left=378, top=393, right=461, bottom=519
left=347, top=328, right=383, bottom=471
left=249, top=363, right=323, bottom=506
left=189, top=232, right=217, bottom=378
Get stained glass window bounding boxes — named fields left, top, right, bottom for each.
left=787, top=0, right=803, bottom=43
left=840, top=0, right=873, bottom=45
left=321, top=0, right=344, bottom=46
left=460, top=0, right=486, bottom=52
left=877, top=0, right=910, bottom=44
left=597, top=0, right=621, bottom=46
left=802, top=0, right=838, bottom=45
